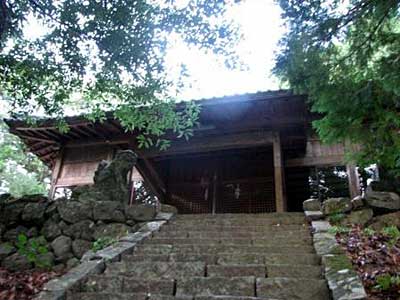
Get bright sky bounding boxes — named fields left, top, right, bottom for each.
left=165, top=0, right=285, bottom=100
left=20, top=0, right=285, bottom=104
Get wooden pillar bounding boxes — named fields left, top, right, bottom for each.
left=212, top=171, right=218, bottom=215
left=273, top=132, right=287, bottom=212
left=347, top=164, right=360, bottom=199
left=48, top=148, right=64, bottom=200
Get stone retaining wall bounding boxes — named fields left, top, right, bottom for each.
left=35, top=212, right=175, bottom=300
left=309, top=220, right=367, bottom=300
left=0, top=194, right=168, bottom=272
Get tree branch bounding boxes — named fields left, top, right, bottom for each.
left=339, top=5, right=392, bottom=63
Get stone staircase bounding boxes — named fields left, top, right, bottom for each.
left=68, top=213, right=331, bottom=300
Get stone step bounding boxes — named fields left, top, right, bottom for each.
left=194, top=297, right=275, bottom=300
left=68, top=293, right=191, bottom=300
left=200, top=229, right=311, bottom=236
left=217, top=253, right=320, bottom=266
left=154, top=231, right=312, bottom=240
left=147, top=237, right=312, bottom=246
left=171, top=219, right=306, bottom=226
left=207, top=264, right=266, bottom=277
left=134, top=244, right=315, bottom=255
left=162, top=225, right=309, bottom=232
left=172, top=216, right=305, bottom=222
left=256, top=278, right=330, bottom=300
left=204, top=264, right=322, bottom=279
left=175, top=212, right=305, bottom=220
left=70, top=294, right=275, bottom=300
left=105, top=261, right=206, bottom=279
left=82, top=275, right=174, bottom=295
left=122, top=252, right=320, bottom=266
left=122, top=253, right=217, bottom=264
left=266, top=264, right=323, bottom=279
left=176, top=276, right=256, bottom=297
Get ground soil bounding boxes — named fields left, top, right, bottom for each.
left=336, top=226, right=400, bottom=300
left=0, top=267, right=62, bottom=300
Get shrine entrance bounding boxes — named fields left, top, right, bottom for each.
left=158, top=147, right=276, bottom=214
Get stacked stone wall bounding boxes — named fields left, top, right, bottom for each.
left=0, top=194, right=158, bottom=272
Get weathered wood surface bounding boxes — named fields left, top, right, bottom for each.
left=273, top=132, right=287, bottom=212
left=143, top=131, right=274, bottom=158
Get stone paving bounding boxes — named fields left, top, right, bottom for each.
left=67, top=213, right=331, bottom=300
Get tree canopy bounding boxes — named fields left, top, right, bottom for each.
left=0, top=0, right=239, bottom=149
left=275, top=0, right=400, bottom=175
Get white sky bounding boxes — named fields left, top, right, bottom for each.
left=20, top=0, right=285, bottom=104
left=165, top=0, right=285, bottom=100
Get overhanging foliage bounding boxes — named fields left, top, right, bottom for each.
left=275, top=0, right=400, bottom=175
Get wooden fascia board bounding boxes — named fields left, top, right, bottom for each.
left=285, top=155, right=345, bottom=167
left=142, top=131, right=274, bottom=158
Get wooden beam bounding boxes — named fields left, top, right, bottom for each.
left=143, top=131, right=274, bottom=158
left=35, top=129, right=64, bottom=141
left=273, top=132, right=287, bottom=212
left=10, top=130, right=59, bottom=143
left=285, top=155, right=344, bottom=167
left=142, top=158, right=166, bottom=194
left=33, top=144, right=57, bottom=154
left=135, top=159, right=165, bottom=201
left=82, top=124, right=107, bottom=139
left=69, top=126, right=92, bottom=138
left=30, top=141, right=50, bottom=151
left=65, top=134, right=131, bottom=147
left=41, top=151, right=57, bottom=161
left=347, top=164, right=360, bottom=199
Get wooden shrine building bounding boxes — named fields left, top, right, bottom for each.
left=5, top=90, right=361, bottom=213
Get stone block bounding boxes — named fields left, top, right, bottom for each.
left=22, top=202, right=47, bottom=223
left=216, top=254, right=264, bottom=265
left=125, top=204, right=157, bottom=222
left=313, top=232, right=344, bottom=256
left=123, top=278, right=175, bottom=295
left=138, top=220, right=166, bottom=233
left=41, top=219, right=62, bottom=241
left=51, top=235, right=72, bottom=261
left=305, top=210, right=324, bottom=221
left=72, top=239, right=92, bottom=259
left=57, top=201, right=92, bottom=224
left=105, top=261, right=205, bottom=279
left=160, top=204, right=178, bottom=214
left=43, top=260, right=105, bottom=293
left=94, top=241, right=135, bottom=262
left=63, top=220, right=96, bottom=241
left=311, top=221, right=332, bottom=233
left=92, top=201, right=125, bottom=222
left=303, top=198, right=321, bottom=211
left=256, top=278, right=330, bottom=300
left=176, top=277, right=255, bottom=297
left=322, top=254, right=367, bottom=300
left=266, top=264, right=322, bottom=279
left=207, top=265, right=266, bottom=277
left=365, top=189, right=400, bottom=211
left=351, top=195, right=365, bottom=210
left=264, top=253, right=320, bottom=266
left=341, top=208, right=373, bottom=226
left=82, top=275, right=122, bottom=292
left=322, top=197, right=351, bottom=215
left=93, top=223, right=131, bottom=240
